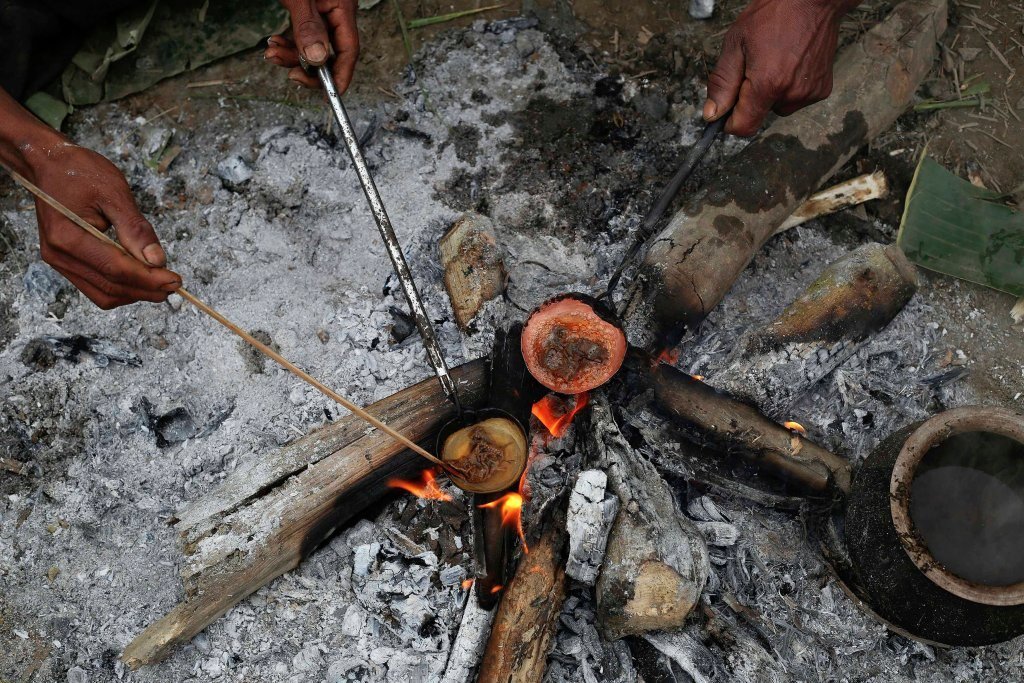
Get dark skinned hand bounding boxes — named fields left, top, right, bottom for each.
left=704, top=0, right=861, bottom=136
left=266, top=0, right=360, bottom=92
left=28, top=142, right=182, bottom=309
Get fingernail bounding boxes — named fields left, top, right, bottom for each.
left=162, top=280, right=182, bottom=292
left=267, top=36, right=281, bottom=47
left=304, top=42, right=328, bottom=65
left=703, top=101, right=718, bottom=120
left=143, top=243, right=166, bottom=267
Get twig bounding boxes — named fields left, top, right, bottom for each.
left=0, top=162, right=444, bottom=468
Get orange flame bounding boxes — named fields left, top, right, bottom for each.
left=532, top=393, right=590, bottom=439
left=690, top=374, right=705, bottom=381
left=783, top=420, right=807, bottom=435
left=388, top=469, right=452, bottom=502
left=490, top=585, right=503, bottom=595
left=461, top=578, right=474, bottom=590
left=479, top=492, right=529, bottom=553
left=657, top=348, right=681, bottom=365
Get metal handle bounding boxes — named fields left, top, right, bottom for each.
left=317, top=66, right=463, bottom=413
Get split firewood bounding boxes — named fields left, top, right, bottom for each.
left=709, top=242, right=918, bottom=420
left=587, top=396, right=710, bottom=640
left=565, top=469, right=619, bottom=585
left=439, top=212, right=507, bottom=329
left=476, top=523, right=568, bottom=683
left=633, top=356, right=852, bottom=494
left=122, top=360, right=487, bottom=669
left=440, top=590, right=495, bottom=683
left=623, top=0, right=947, bottom=350
left=776, top=171, right=888, bottom=233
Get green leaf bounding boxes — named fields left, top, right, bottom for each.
left=408, top=4, right=505, bottom=29
left=897, top=153, right=1024, bottom=297
left=24, top=92, right=72, bottom=130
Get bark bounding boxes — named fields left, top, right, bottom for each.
left=777, top=171, right=888, bottom=233
left=476, top=523, right=568, bottom=683
left=122, top=360, right=487, bottom=669
left=622, top=0, right=948, bottom=350
left=709, top=242, right=918, bottom=420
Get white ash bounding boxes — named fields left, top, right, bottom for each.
left=0, top=13, right=1022, bottom=683
left=565, top=469, right=619, bottom=585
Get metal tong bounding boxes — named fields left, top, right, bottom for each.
left=316, top=66, right=464, bottom=415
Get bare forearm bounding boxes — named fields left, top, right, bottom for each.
left=0, top=88, right=65, bottom=180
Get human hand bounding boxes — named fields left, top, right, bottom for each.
left=265, top=0, right=360, bottom=93
left=703, top=0, right=860, bottom=136
left=27, top=143, right=181, bottom=309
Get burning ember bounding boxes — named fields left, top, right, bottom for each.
left=532, top=393, right=590, bottom=439
left=461, top=579, right=474, bottom=590
left=479, top=492, right=529, bottom=553
left=784, top=420, right=807, bottom=435
left=657, top=348, right=681, bottom=365
left=387, top=469, right=453, bottom=501
left=521, top=294, right=627, bottom=394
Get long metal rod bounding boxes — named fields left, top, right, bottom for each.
left=317, top=66, right=463, bottom=415
left=603, top=114, right=729, bottom=301
left=0, top=162, right=445, bottom=468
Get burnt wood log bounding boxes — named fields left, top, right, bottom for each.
left=476, top=522, right=568, bottom=683
left=630, top=355, right=852, bottom=495
left=709, top=242, right=918, bottom=420
left=122, top=360, right=487, bottom=669
left=622, top=0, right=948, bottom=350
left=588, top=396, right=711, bottom=640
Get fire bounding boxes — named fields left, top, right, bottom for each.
left=480, top=492, right=529, bottom=553
left=657, top=348, right=681, bottom=365
left=532, top=392, right=590, bottom=439
left=387, top=469, right=452, bottom=502
left=490, top=585, right=503, bottom=594
left=461, top=579, right=474, bottom=590
left=783, top=420, right=807, bottom=435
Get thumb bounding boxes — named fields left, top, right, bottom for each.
left=102, top=193, right=167, bottom=268
left=704, top=38, right=745, bottom=122
left=287, top=0, right=331, bottom=66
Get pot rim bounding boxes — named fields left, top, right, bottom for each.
left=890, top=406, right=1024, bottom=606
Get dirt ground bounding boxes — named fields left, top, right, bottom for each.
left=1, top=1, right=1023, bottom=682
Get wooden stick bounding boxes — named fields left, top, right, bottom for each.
left=776, top=171, right=889, bottom=233
left=0, top=163, right=442, bottom=467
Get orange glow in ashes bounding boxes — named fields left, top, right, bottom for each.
left=387, top=469, right=452, bottom=502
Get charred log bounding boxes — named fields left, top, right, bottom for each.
left=628, top=355, right=851, bottom=495
left=476, top=522, right=568, bottom=683
left=587, top=396, right=710, bottom=640
left=709, top=242, right=918, bottom=420
left=122, top=360, right=487, bottom=669
left=622, top=0, right=947, bottom=350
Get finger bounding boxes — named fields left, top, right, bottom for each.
left=725, top=78, right=773, bottom=137
left=321, top=0, right=360, bottom=93
left=99, top=189, right=167, bottom=267
left=285, top=0, right=331, bottom=66
left=287, top=66, right=321, bottom=89
left=266, top=35, right=302, bottom=67
left=45, top=249, right=170, bottom=308
left=704, top=37, right=745, bottom=122
left=50, top=225, right=181, bottom=293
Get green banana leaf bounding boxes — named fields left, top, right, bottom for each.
left=897, top=154, right=1024, bottom=297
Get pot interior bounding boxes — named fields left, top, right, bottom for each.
left=909, top=430, right=1024, bottom=587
